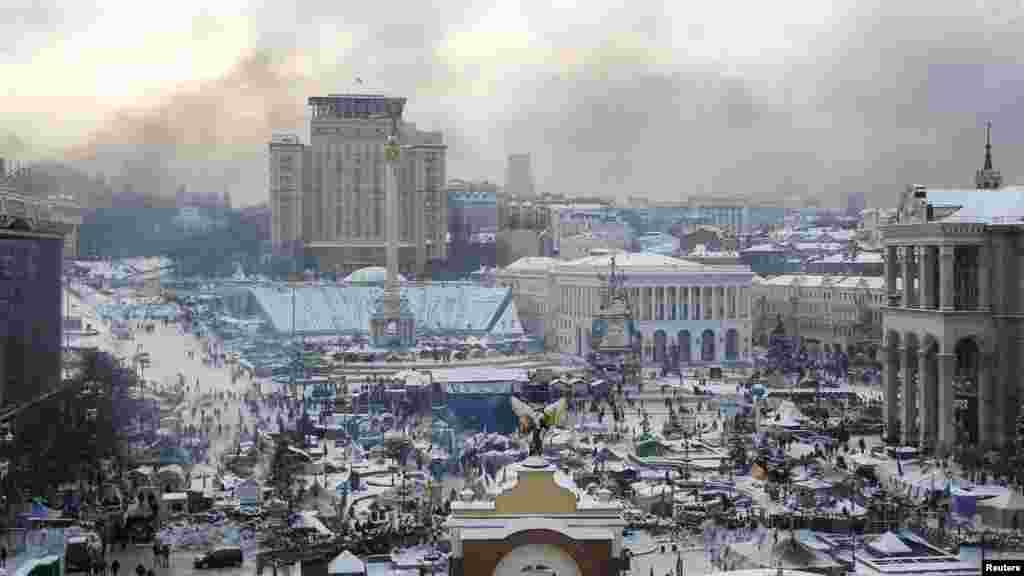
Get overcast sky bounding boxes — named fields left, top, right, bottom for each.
left=1, top=0, right=1022, bottom=207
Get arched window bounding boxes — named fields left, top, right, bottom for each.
left=701, top=329, right=715, bottom=362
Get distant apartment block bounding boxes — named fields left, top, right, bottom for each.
left=505, top=153, right=535, bottom=198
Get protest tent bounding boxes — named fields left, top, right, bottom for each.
left=977, top=490, right=1024, bottom=529
left=328, top=550, right=366, bottom=575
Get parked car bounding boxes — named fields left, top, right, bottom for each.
left=194, top=546, right=244, bottom=569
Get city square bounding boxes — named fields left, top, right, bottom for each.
left=2, top=8, right=1024, bottom=576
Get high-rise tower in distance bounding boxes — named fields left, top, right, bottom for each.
left=268, top=93, right=448, bottom=277
left=505, top=153, right=535, bottom=199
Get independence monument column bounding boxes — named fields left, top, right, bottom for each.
left=370, top=97, right=416, bottom=348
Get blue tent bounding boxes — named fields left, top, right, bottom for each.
left=158, top=446, right=193, bottom=467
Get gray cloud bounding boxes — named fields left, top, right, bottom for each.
left=0, top=1, right=58, bottom=55
left=9, top=0, right=1024, bottom=208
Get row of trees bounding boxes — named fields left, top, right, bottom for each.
left=3, top=350, right=133, bottom=508
left=78, top=204, right=272, bottom=278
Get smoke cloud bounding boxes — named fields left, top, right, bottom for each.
left=62, top=49, right=315, bottom=198
left=3, top=0, right=1024, bottom=207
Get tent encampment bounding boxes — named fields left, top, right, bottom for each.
left=868, top=532, right=913, bottom=555
left=328, top=550, right=366, bottom=575
left=977, top=490, right=1024, bottom=530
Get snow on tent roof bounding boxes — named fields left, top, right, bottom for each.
left=328, top=550, right=366, bottom=575
left=431, top=367, right=528, bottom=384
left=157, top=465, right=185, bottom=480
left=343, top=266, right=405, bottom=284
left=294, top=511, right=334, bottom=537
left=447, top=381, right=515, bottom=395
left=977, top=489, right=1024, bottom=511
left=795, top=529, right=833, bottom=551
left=869, top=532, right=913, bottom=555
left=794, top=478, right=834, bottom=491
left=246, top=284, right=524, bottom=336
left=287, top=446, right=314, bottom=462
left=776, top=400, right=807, bottom=422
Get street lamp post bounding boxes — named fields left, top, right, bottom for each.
left=1, top=427, right=14, bottom=519
left=845, top=508, right=855, bottom=575
left=980, top=530, right=985, bottom=572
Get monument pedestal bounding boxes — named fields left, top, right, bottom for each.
left=370, top=287, right=416, bottom=349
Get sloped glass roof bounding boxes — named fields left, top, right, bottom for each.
left=248, top=284, right=524, bottom=336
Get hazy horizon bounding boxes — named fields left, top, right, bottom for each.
left=2, top=0, right=1023, bottom=207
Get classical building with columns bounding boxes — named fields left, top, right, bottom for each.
left=501, top=251, right=754, bottom=363
left=496, top=256, right=560, bottom=347
left=882, top=128, right=1024, bottom=452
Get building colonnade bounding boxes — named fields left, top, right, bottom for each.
left=627, top=284, right=750, bottom=366
left=625, top=285, right=751, bottom=322
left=883, top=330, right=1002, bottom=452
left=885, top=244, right=987, bottom=311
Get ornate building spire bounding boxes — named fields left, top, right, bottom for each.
left=975, top=121, right=1003, bottom=189
left=984, top=121, right=993, bottom=170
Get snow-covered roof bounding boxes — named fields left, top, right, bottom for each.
left=157, top=465, right=185, bottom=479
left=688, top=244, right=738, bottom=258
left=558, top=251, right=751, bottom=275
left=755, top=274, right=886, bottom=291
left=489, top=457, right=615, bottom=509
left=792, top=242, right=845, bottom=251
left=503, top=256, right=560, bottom=273
left=741, top=243, right=784, bottom=253
left=704, top=565, right=823, bottom=569
left=246, top=284, right=524, bottom=336
left=834, top=276, right=885, bottom=290
left=342, top=266, right=406, bottom=284
left=73, top=257, right=173, bottom=281
left=328, top=550, right=365, bottom=575
left=809, top=252, right=883, bottom=265
left=924, top=186, right=1024, bottom=224
left=869, top=532, right=913, bottom=555
left=293, top=511, right=334, bottom=536
left=429, top=367, right=528, bottom=385
left=976, top=489, right=1024, bottom=511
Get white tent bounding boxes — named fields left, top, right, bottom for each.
left=977, top=490, right=1024, bottom=529
left=868, top=532, right=912, bottom=555
left=157, top=465, right=186, bottom=491
left=328, top=550, right=366, bottom=576
left=293, top=511, right=334, bottom=537
left=766, top=400, right=807, bottom=428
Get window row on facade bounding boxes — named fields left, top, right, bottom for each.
left=559, top=285, right=750, bottom=321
